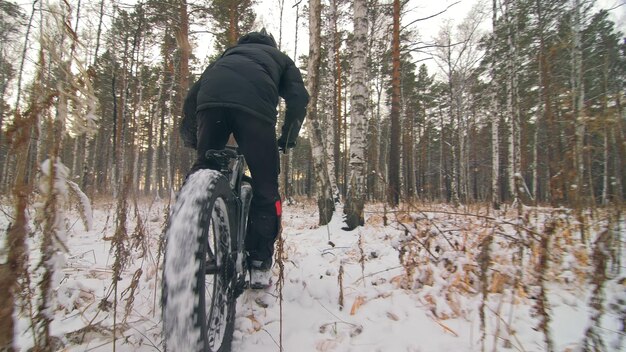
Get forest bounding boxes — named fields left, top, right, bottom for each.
left=0, top=0, right=624, bottom=212
left=0, top=0, right=624, bottom=351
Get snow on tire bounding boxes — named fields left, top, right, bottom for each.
left=162, top=169, right=236, bottom=352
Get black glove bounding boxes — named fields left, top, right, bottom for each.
left=278, top=119, right=302, bottom=153
left=277, top=135, right=297, bottom=152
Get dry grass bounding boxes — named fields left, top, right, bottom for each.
left=386, top=201, right=623, bottom=345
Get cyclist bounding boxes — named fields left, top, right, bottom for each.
left=180, top=28, right=309, bottom=289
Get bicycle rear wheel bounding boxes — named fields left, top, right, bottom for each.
left=162, top=169, right=237, bottom=352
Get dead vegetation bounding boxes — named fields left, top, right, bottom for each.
left=1, top=196, right=623, bottom=351
left=385, top=202, right=624, bottom=351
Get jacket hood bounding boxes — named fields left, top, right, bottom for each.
left=237, top=30, right=277, bottom=48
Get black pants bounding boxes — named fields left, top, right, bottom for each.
left=194, top=107, right=280, bottom=264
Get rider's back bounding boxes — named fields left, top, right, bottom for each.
left=194, top=32, right=308, bottom=125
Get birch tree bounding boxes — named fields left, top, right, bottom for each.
left=505, top=0, right=521, bottom=205
left=307, top=0, right=334, bottom=224
left=325, top=0, right=342, bottom=203
left=344, top=0, right=367, bottom=229
left=433, top=4, right=486, bottom=205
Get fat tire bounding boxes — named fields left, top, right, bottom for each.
left=162, top=169, right=237, bottom=352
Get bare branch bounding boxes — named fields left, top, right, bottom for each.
left=189, top=30, right=219, bottom=35
left=409, top=56, right=433, bottom=66
left=401, top=40, right=466, bottom=53
left=400, top=1, right=461, bottom=33
left=603, top=2, right=625, bottom=12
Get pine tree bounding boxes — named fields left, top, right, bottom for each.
left=581, top=10, right=625, bottom=203
left=388, top=0, right=401, bottom=207
left=208, top=0, right=256, bottom=52
left=414, top=64, right=435, bottom=199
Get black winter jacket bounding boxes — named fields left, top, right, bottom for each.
left=181, top=32, right=310, bottom=149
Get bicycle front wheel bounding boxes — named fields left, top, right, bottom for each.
left=162, top=169, right=237, bottom=352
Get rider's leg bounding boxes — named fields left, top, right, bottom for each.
left=230, top=110, right=281, bottom=271
left=190, top=108, right=232, bottom=173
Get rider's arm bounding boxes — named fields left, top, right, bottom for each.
left=278, top=60, right=310, bottom=145
left=180, top=79, right=201, bottom=149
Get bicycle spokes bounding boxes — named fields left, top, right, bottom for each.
left=207, top=275, right=228, bottom=349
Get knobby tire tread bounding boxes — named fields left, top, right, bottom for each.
left=162, top=169, right=237, bottom=352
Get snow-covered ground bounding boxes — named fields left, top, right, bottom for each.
left=1, top=198, right=624, bottom=351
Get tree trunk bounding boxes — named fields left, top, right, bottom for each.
left=145, top=107, right=154, bottom=196
left=172, top=0, right=192, bottom=185
left=14, top=1, right=37, bottom=111
left=611, top=94, right=624, bottom=203
left=93, top=0, right=106, bottom=63
left=505, top=0, right=522, bottom=206
left=155, top=48, right=171, bottom=198
left=491, top=0, right=500, bottom=209
left=388, top=0, right=401, bottom=207
left=536, top=0, right=560, bottom=206
left=439, top=107, right=446, bottom=201
left=132, top=37, right=145, bottom=194
left=277, top=0, right=289, bottom=201
left=600, top=124, right=608, bottom=205
left=571, top=0, right=586, bottom=206
left=307, top=0, right=334, bottom=225
left=228, top=3, right=238, bottom=45
left=402, top=105, right=415, bottom=200
left=344, top=0, right=367, bottom=230
left=600, top=51, right=610, bottom=205
left=446, top=33, right=460, bottom=206
left=329, top=0, right=341, bottom=202
left=321, top=62, right=339, bottom=202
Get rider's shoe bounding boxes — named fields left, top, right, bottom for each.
left=249, top=260, right=272, bottom=289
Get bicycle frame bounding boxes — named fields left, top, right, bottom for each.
left=205, top=146, right=253, bottom=293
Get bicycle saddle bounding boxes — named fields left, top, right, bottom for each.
left=205, top=148, right=239, bottom=170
